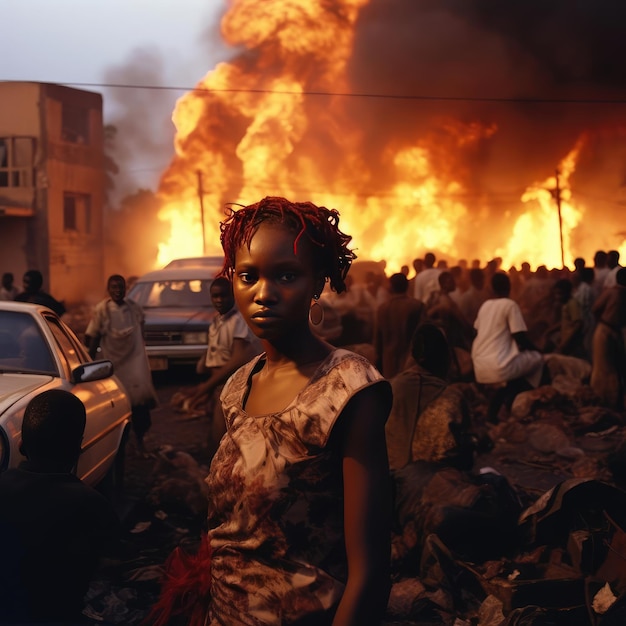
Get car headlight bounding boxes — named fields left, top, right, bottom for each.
left=183, top=331, right=208, bottom=345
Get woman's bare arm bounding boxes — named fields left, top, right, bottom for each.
left=333, top=383, right=392, bottom=626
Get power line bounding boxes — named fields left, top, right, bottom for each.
left=5, top=79, right=626, bottom=105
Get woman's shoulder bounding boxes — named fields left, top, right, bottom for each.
left=308, top=348, right=387, bottom=401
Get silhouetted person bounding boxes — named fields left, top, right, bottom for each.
left=603, top=250, right=622, bottom=289
left=590, top=268, right=626, bottom=410
left=385, top=323, right=472, bottom=470
left=543, top=279, right=585, bottom=358
left=15, top=269, right=66, bottom=316
left=0, top=390, right=120, bottom=624
left=375, top=273, right=424, bottom=378
left=592, top=250, right=610, bottom=300
left=413, top=252, right=441, bottom=303
left=458, top=267, right=489, bottom=326
left=0, top=272, right=18, bottom=301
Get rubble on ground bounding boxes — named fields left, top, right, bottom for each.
left=84, top=378, right=626, bottom=626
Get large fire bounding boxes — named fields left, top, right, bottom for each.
left=154, top=0, right=626, bottom=272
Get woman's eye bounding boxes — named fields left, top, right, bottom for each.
left=279, top=272, right=297, bottom=283
left=238, top=273, right=256, bottom=284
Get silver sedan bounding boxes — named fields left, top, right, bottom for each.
left=0, top=301, right=131, bottom=487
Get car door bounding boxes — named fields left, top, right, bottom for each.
left=43, top=313, right=130, bottom=485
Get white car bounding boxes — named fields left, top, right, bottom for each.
left=0, top=301, right=131, bottom=488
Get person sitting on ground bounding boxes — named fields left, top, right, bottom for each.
left=0, top=390, right=120, bottom=624
left=15, top=269, right=66, bottom=316
left=173, top=277, right=262, bottom=451
left=385, top=323, right=473, bottom=471
left=471, top=272, right=545, bottom=422
left=374, top=272, right=424, bottom=379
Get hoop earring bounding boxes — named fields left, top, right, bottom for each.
left=309, top=295, right=324, bottom=326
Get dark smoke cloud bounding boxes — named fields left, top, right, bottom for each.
left=347, top=0, right=626, bottom=256
left=102, top=47, right=179, bottom=204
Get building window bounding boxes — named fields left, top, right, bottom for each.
left=63, top=192, right=91, bottom=233
left=62, top=104, right=90, bottom=144
left=63, top=195, right=77, bottom=231
left=0, top=137, right=36, bottom=188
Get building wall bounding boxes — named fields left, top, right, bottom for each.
left=42, top=85, right=106, bottom=305
left=0, top=82, right=42, bottom=286
left=0, top=82, right=106, bottom=308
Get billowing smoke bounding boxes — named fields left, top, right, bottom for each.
left=152, top=1, right=626, bottom=269
left=347, top=0, right=626, bottom=258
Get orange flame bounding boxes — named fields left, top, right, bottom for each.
left=154, top=1, right=604, bottom=273
left=497, top=139, right=585, bottom=270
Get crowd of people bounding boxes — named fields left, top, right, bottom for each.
left=322, top=247, right=626, bottom=415
left=1, top=200, right=625, bottom=624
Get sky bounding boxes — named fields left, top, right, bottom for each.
left=0, top=0, right=231, bottom=194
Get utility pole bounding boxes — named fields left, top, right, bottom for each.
left=554, top=169, right=565, bottom=269
left=196, top=170, right=207, bottom=255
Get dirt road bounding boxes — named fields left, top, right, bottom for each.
left=86, top=367, right=212, bottom=625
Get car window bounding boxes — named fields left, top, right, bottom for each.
left=0, top=310, right=57, bottom=374
left=45, top=315, right=85, bottom=372
left=129, top=279, right=213, bottom=308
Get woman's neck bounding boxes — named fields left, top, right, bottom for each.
left=261, top=332, right=332, bottom=370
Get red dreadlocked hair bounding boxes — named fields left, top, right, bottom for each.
left=219, top=196, right=356, bottom=294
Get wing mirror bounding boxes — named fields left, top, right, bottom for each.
left=71, top=359, right=114, bottom=383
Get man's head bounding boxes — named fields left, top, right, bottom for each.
left=594, top=250, right=608, bottom=268
left=469, top=268, right=485, bottom=290
left=554, top=278, right=572, bottom=303
left=107, top=275, right=126, bottom=304
left=22, top=270, right=43, bottom=294
left=423, top=253, right=436, bottom=269
left=1, top=272, right=13, bottom=290
left=438, top=271, right=455, bottom=293
left=608, top=250, right=620, bottom=269
left=491, top=272, right=511, bottom=297
left=210, top=276, right=235, bottom=315
left=388, top=273, right=409, bottom=295
left=411, top=323, right=451, bottom=379
left=20, top=390, right=86, bottom=472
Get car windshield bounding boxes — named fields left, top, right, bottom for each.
left=0, top=311, right=57, bottom=374
left=128, top=279, right=213, bottom=308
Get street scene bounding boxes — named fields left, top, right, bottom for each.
left=2, top=1, right=626, bottom=625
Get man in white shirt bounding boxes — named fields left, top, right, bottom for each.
left=471, top=272, right=544, bottom=421
left=178, top=277, right=262, bottom=451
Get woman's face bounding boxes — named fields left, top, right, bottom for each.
left=233, top=222, right=321, bottom=341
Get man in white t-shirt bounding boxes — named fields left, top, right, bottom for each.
left=178, top=277, right=262, bottom=450
left=471, top=272, right=544, bottom=421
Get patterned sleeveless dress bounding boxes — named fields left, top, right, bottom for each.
left=204, top=349, right=387, bottom=625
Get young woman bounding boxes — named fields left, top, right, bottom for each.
left=191, top=197, right=392, bottom=625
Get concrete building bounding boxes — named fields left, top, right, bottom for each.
left=0, top=82, right=106, bottom=307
